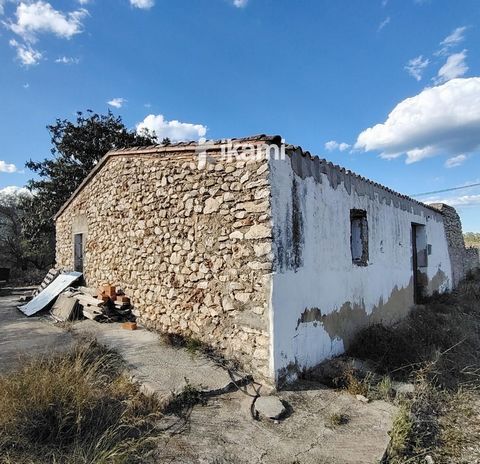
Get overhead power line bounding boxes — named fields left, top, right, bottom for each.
left=411, top=182, right=480, bottom=198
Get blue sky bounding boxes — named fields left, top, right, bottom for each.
left=1, top=0, right=480, bottom=231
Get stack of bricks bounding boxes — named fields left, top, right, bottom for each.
left=97, top=283, right=131, bottom=307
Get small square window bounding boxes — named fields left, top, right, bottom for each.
left=350, top=209, right=368, bottom=266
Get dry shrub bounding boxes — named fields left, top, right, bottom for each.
left=346, top=269, right=480, bottom=463
left=0, top=338, right=162, bottom=464
left=348, top=270, right=480, bottom=388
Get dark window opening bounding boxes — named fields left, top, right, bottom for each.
left=350, top=209, right=369, bottom=266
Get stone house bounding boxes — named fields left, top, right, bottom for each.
left=55, top=135, right=476, bottom=385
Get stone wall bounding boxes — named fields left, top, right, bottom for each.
left=56, top=152, right=273, bottom=379
left=466, top=247, right=480, bottom=272
left=429, top=203, right=469, bottom=286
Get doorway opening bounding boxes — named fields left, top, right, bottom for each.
left=412, top=224, right=427, bottom=303
left=74, top=233, right=84, bottom=273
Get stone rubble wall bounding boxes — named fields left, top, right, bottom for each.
left=56, top=153, right=273, bottom=379
left=429, top=203, right=470, bottom=286
left=466, top=247, right=480, bottom=272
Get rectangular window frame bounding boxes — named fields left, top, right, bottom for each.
left=350, top=209, right=369, bottom=266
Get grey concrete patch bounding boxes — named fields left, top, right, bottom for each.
left=51, top=293, right=80, bottom=322
left=0, top=294, right=74, bottom=373
left=71, top=319, right=239, bottom=400
left=154, top=382, right=396, bottom=464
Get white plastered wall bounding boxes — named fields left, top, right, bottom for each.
left=268, top=152, right=453, bottom=384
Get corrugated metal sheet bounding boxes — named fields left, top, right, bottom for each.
left=18, top=272, right=82, bottom=317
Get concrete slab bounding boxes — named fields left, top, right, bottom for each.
left=153, top=383, right=396, bottom=464
left=254, top=395, right=286, bottom=420
left=0, top=294, right=74, bottom=373
left=51, top=293, right=80, bottom=322
left=0, top=295, right=236, bottom=399
left=71, top=319, right=238, bottom=400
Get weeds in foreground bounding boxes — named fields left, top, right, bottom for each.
left=326, top=411, right=350, bottom=428
left=0, top=337, right=163, bottom=464
left=344, top=269, right=480, bottom=463
left=163, top=379, right=206, bottom=418
left=334, top=368, right=394, bottom=402
left=388, top=403, right=414, bottom=460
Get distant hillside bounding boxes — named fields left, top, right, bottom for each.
left=464, top=232, right=480, bottom=248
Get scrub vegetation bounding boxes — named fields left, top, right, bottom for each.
left=0, top=338, right=163, bottom=464
left=464, top=232, right=480, bottom=248
left=344, top=269, right=480, bottom=463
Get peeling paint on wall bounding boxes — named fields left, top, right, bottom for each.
left=270, top=150, right=453, bottom=384
left=273, top=176, right=304, bottom=272
left=296, top=269, right=447, bottom=348
left=288, top=148, right=445, bottom=217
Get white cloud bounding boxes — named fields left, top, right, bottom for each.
left=405, top=55, right=429, bottom=81
left=434, top=50, right=468, bottom=84
left=426, top=194, right=480, bottom=208
left=325, top=140, right=351, bottom=152
left=136, top=114, right=207, bottom=142
left=355, top=77, right=480, bottom=164
left=107, top=97, right=126, bottom=108
left=445, top=154, right=467, bottom=168
left=378, top=16, right=390, bottom=31
left=7, top=1, right=88, bottom=43
left=436, top=26, right=467, bottom=56
left=55, top=55, right=79, bottom=64
left=9, top=39, right=42, bottom=66
left=0, top=186, right=30, bottom=196
left=0, top=160, right=18, bottom=173
left=130, top=0, right=154, bottom=9
left=78, top=0, right=90, bottom=4
left=232, top=0, right=248, bottom=7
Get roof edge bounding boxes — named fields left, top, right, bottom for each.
left=54, top=134, right=441, bottom=220
left=283, top=144, right=443, bottom=215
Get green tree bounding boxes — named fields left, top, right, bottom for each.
left=0, top=191, right=50, bottom=271
left=21, top=110, right=157, bottom=268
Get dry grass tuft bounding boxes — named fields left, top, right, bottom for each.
left=388, top=403, right=414, bottom=461
left=326, top=411, right=350, bottom=428
left=0, top=337, right=163, bottom=464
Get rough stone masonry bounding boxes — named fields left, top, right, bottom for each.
left=56, top=141, right=274, bottom=379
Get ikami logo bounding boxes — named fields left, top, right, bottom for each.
left=195, top=138, right=286, bottom=170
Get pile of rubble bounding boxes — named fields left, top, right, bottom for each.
left=51, top=283, right=137, bottom=324
left=17, top=270, right=137, bottom=327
